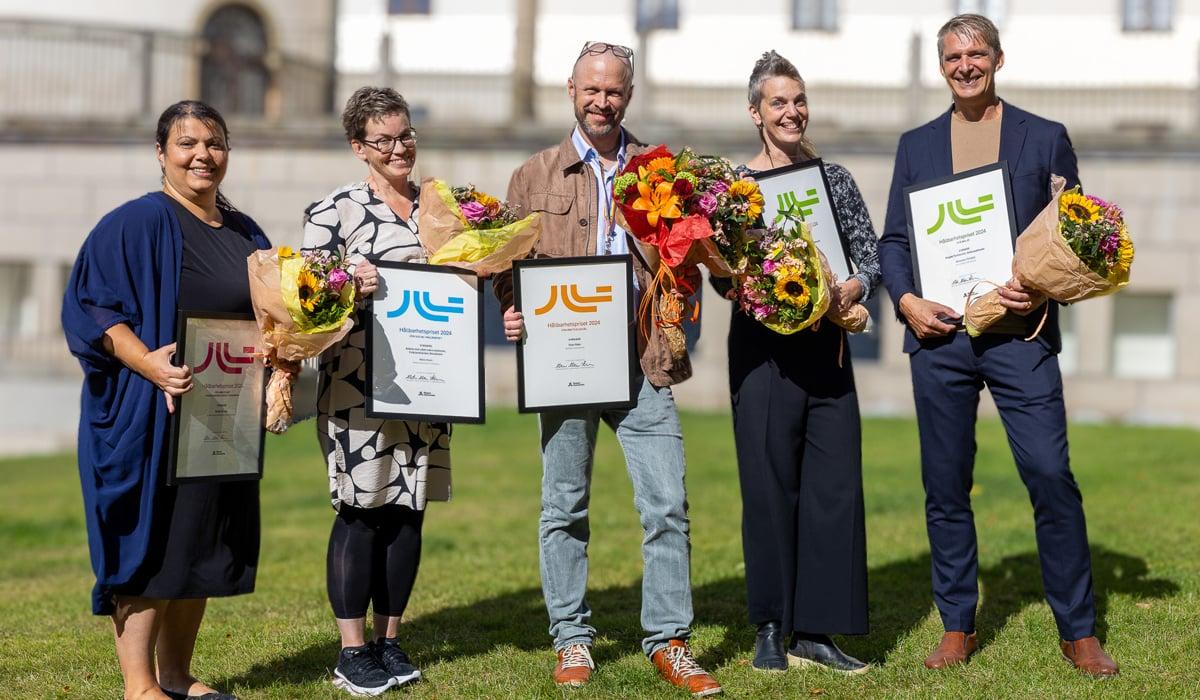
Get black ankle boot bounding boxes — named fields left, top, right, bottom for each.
left=787, top=632, right=869, bottom=674
left=753, top=621, right=788, bottom=671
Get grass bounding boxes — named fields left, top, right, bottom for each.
left=1, top=411, right=1198, bottom=699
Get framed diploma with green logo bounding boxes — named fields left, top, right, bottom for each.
left=903, top=161, right=1019, bottom=315
left=753, top=158, right=853, bottom=283
left=167, top=311, right=267, bottom=485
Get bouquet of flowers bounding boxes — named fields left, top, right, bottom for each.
left=613, top=145, right=757, bottom=358
left=418, top=179, right=541, bottom=275
left=726, top=203, right=829, bottom=334
left=965, top=176, right=1133, bottom=337
left=247, top=246, right=356, bottom=433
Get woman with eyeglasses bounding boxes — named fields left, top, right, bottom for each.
left=301, top=86, right=447, bottom=696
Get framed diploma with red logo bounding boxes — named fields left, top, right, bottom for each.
left=514, top=255, right=636, bottom=412
left=167, top=311, right=267, bottom=485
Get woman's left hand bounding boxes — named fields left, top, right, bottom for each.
left=354, top=260, right=379, bottom=297
left=833, top=278, right=863, bottom=312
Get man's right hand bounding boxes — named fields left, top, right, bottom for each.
left=503, top=306, right=525, bottom=342
left=898, top=293, right=960, bottom=339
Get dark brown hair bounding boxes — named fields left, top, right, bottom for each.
left=341, top=86, right=412, bottom=142
left=155, top=100, right=236, bottom=210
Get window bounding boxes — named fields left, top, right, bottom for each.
left=793, top=0, right=838, bottom=31
left=201, top=4, right=269, bottom=116
left=1123, top=0, right=1173, bottom=31
left=1111, top=294, right=1174, bottom=379
left=1057, top=303, right=1078, bottom=376
left=636, top=0, right=679, bottom=32
left=954, top=0, right=1006, bottom=26
left=388, top=0, right=431, bottom=14
left=0, top=262, right=35, bottom=350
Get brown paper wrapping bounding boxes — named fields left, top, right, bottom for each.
left=247, top=250, right=354, bottom=433
left=416, top=178, right=542, bottom=276
left=818, top=249, right=870, bottom=333
left=965, top=175, right=1129, bottom=337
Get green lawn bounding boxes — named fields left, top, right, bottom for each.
left=2, top=412, right=1198, bottom=699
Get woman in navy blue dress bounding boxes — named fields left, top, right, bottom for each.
left=63, top=101, right=269, bottom=700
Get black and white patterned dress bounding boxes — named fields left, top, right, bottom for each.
left=302, top=182, right=451, bottom=511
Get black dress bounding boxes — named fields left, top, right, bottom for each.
left=121, top=198, right=261, bottom=600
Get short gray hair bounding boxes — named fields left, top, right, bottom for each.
left=747, top=50, right=803, bottom=107
left=341, top=86, right=411, bottom=142
left=937, top=14, right=1002, bottom=61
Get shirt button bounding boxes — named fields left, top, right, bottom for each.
left=578, top=218, right=587, bottom=227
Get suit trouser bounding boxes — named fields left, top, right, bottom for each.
left=730, top=314, right=869, bottom=637
left=909, top=331, right=1096, bottom=640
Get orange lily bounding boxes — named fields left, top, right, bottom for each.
left=631, top=180, right=682, bottom=228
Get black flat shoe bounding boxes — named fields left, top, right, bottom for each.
left=161, top=690, right=238, bottom=700
left=787, top=633, right=870, bottom=675
left=752, top=621, right=788, bottom=672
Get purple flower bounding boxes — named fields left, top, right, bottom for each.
left=709, top=181, right=730, bottom=196
left=762, top=259, right=777, bottom=275
left=1100, top=234, right=1120, bottom=255
left=328, top=267, right=350, bottom=292
left=696, top=193, right=719, bottom=216
left=459, top=200, right=488, bottom=224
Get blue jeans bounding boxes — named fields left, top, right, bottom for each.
left=538, top=375, right=693, bottom=657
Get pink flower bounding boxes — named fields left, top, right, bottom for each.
left=328, top=267, right=350, bottom=292
left=709, top=181, right=730, bottom=196
left=459, top=200, right=488, bottom=224
left=762, top=259, right=777, bottom=275
left=695, top=193, right=719, bottom=216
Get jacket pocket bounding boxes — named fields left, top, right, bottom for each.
left=528, top=192, right=575, bottom=215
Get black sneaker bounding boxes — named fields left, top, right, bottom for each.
left=333, top=644, right=398, bottom=696
left=752, top=621, right=788, bottom=672
left=373, top=637, right=422, bottom=687
left=787, top=633, right=870, bottom=675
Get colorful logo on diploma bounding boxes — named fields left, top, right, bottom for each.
left=194, top=342, right=257, bottom=375
left=385, top=290, right=465, bottom=322
left=534, top=284, right=613, bottom=315
left=777, top=188, right=820, bottom=219
left=927, top=194, right=995, bottom=234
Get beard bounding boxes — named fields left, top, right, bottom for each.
left=575, top=105, right=622, bottom=139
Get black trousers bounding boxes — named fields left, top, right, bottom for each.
left=729, top=313, right=869, bottom=636
left=327, top=504, right=424, bottom=619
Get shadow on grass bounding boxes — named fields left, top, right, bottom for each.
left=217, top=545, right=1177, bottom=689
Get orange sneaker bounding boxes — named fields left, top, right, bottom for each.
left=553, top=644, right=594, bottom=687
left=650, top=639, right=722, bottom=697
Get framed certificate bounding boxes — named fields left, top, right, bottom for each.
left=167, top=311, right=266, bottom=485
left=903, top=162, right=1019, bottom=315
left=754, top=158, right=854, bottom=282
left=514, top=256, right=636, bottom=412
left=366, top=261, right=484, bottom=423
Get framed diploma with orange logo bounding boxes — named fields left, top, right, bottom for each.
left=167, top=310, right=267, bottom=485
left=514, top=255, right=636, bottom=412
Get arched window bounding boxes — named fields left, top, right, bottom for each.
left=201, top=4, right=269, bottom=115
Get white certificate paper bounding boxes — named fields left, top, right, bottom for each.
left=904, top=162, right=1018, bottom=315
left=169, top=313, right=265, bottom=484
left=515, top=256, right=635, bottom=412
left=755, top=158, right=853, bottom=282
left=367, top=262, right=484, bottom=423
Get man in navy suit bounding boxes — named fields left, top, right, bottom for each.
left=879, top=14, right=1118, bottom=677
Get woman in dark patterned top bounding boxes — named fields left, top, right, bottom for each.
left=728, top=51, right=881, bottom=675
left=301, top=87, right=444, bottom=695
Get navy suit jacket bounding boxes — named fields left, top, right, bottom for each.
left=879, top=101, right=1080, bottom=354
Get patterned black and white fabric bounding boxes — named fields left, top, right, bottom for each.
left=302, top=182, right=451, bottom=511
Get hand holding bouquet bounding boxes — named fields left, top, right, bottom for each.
left=965, top=175, right=1133, bottom=337
left=418, top=179, right=541, bottom=275
left=728, top=204, right=829, bottom=335
left=247, top=247, right=356, bottom=433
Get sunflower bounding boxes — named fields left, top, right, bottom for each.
left=772, top=268, right=811, bottom=308
left=646, top=156, right=676, bottom=177
left=729, top=179, right=765, bottom=221
left=473, top=190, right=500, bottom=208
left=1059, top=191, right=1101, bottom=225
left=297, top=268, right=322, bottom=313
left=1113, top=232, right=1134, bottom=276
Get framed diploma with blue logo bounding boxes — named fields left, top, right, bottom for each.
left=366, top=261, right=484, bottom=423
left=753, top=158, right=853, bottom=283
left=513, top=255, right=636, bottom=413
left=167, top=310, right=266, bottom=485
left=903, top=161, right=1019, bottom=315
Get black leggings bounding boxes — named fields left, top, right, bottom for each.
left=327, top=505, right=425, bottom=619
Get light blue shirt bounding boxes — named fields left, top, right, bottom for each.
left=570, top=126, right=630, bottom=257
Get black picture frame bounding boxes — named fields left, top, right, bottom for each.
left=365, top=261, right=485, bottom=423
left=514, top=255, right=637, bottom=413
left=752, top=157, right=854, bottom=277
left=167, top=310, right=266, bottom=486
left=902, top=160, right=1019, bottom=300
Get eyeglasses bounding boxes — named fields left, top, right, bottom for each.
left=361, top=128, right=418, bottom=153
left=577, top=41, right=635, bottom=74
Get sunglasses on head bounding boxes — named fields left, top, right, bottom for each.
left=577, top=41, right=635, bottom=73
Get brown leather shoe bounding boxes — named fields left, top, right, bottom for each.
left=1061, top=637, right=1119, bottom=678
left=651, top=639, right=723, bottom=697
left=923, top=631, right=977, bottom=669
left=553, top=644, right=594, bottom=687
